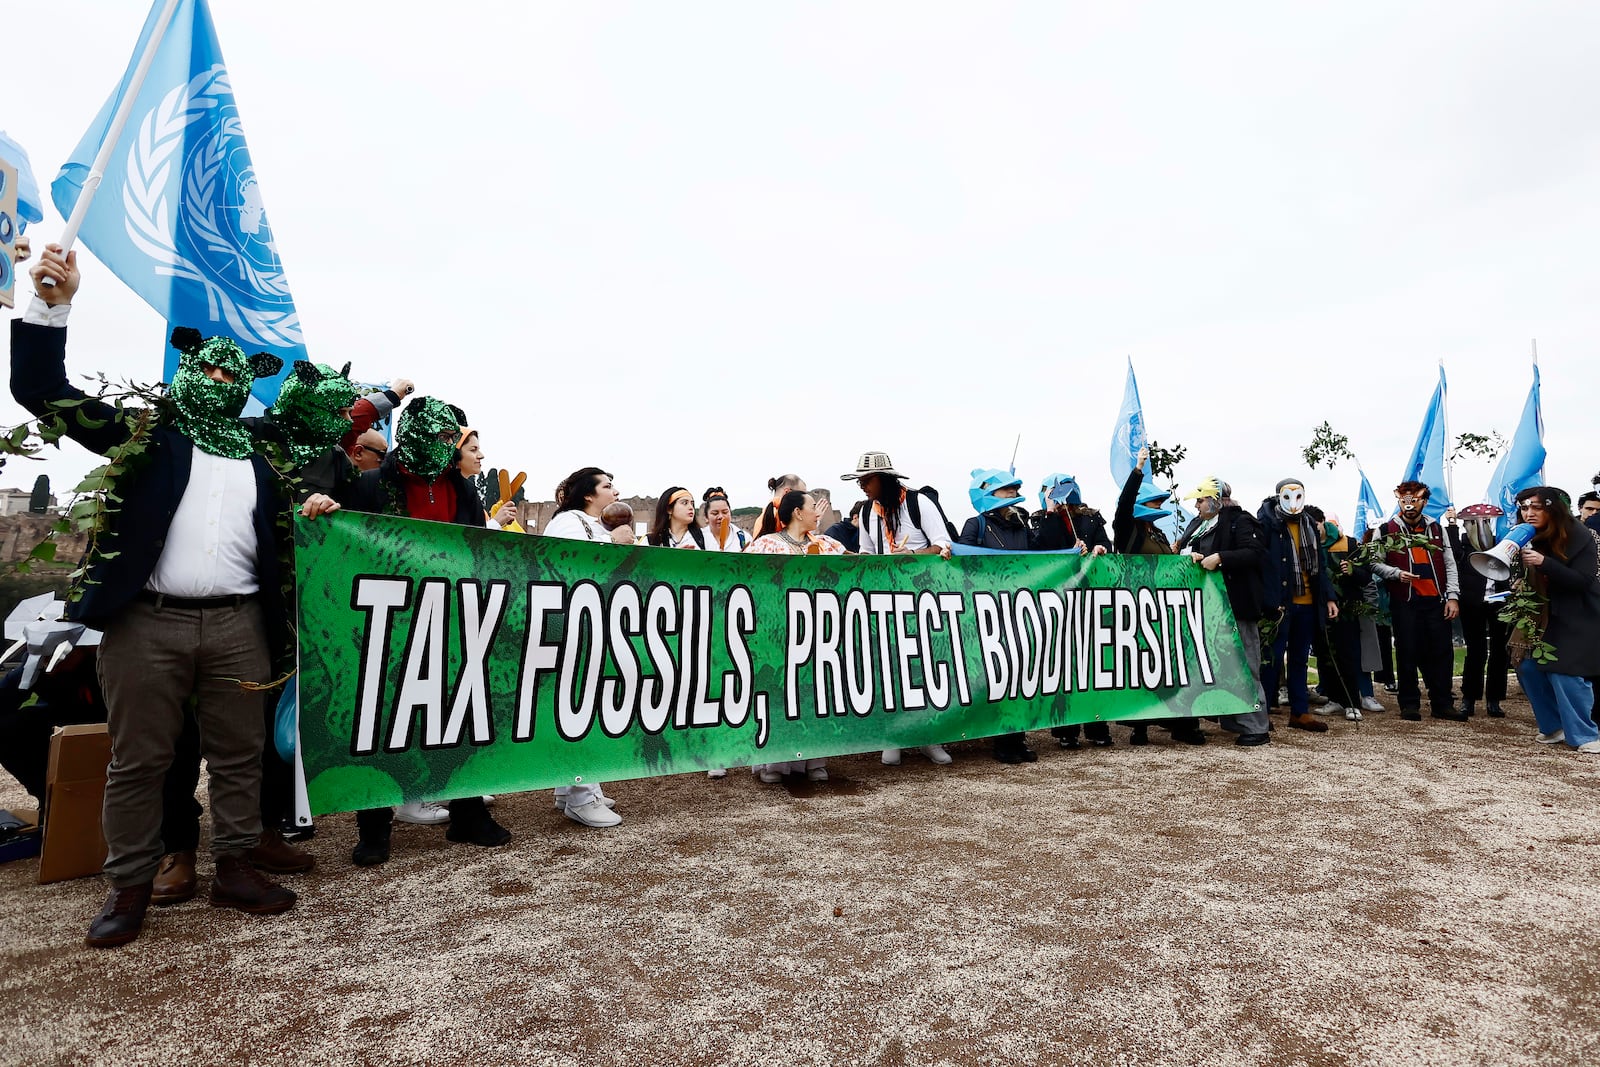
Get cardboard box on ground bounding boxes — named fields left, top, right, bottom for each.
left=39, top=723, right=111, bottom=883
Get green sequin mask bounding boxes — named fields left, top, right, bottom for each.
left=167, top=328, right=283, bottom=459
left=394, top=397, right=465, bottom=479
left=268, top=361, right=360, bottom=468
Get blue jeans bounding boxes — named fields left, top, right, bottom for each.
left=1515, top=664, right=1599, bottom=747
left=1263, top=603, right=1317, bottom=716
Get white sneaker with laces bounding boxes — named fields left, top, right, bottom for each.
left=1360, top=697, right=1385, bottom=713
left=1345, top=706, right=1362, bottom=721
left=1576, top=741, right=1600, bottom=754
left=921, top=744, right=953, bottom=765
left=881, top=748, right=902, bottom=766
left=1536, top=730, right=1566, bottom=745
left=564, top=797, right=622, bottom=827
left=553, top=793, right=617, bottom=811
left=394, top=801, right=450, bottom=825
left=1315, top=702, right=1342, bottom=716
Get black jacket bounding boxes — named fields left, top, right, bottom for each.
left=1255, top=498, right=1336, bottom=614
left=957, top=507, right=1037, bottom=551
left=1531, top=523, right=1600, bottom=677
left=1032, top=507, right=1112, bottom=553
left=822, top=520, right=859, bottom=553
left=1112, top=468, right=1170, bottom=555
left=1178, top=506, right=1267, bottom=622
left=1447, top=525, right=1490, bottom=608
left=338, top=452, right=487, bottom=529
left=10, top=321, right=290, bottom=651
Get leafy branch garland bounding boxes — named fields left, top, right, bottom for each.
left=0, top=374, right=170, bottom=593
left=1498, top=570, right=1556, bottom=665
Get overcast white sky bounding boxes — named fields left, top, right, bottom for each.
left=4, top=1, right=1596, bottom=525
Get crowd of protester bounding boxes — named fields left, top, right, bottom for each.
left=6, top=244, right=1600, bottom=950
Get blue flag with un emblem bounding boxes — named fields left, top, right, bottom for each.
left=51, top=0, right=301, bottom=406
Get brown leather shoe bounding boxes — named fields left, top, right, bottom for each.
left=85, top=883, right=153, bottom=948
left=247, top=829, right=315, bottom=874
left=1288, top=713, right=1329, bottom=733
left=210, top=855, right=297, bottom=915
left=151, top=850, right=198, bottom=906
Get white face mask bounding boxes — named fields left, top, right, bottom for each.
left=1278, top=484, right=1305, bottom=515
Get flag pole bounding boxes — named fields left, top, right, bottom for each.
left=1439, top=360, right=1454, bottom=506
left=42, top=0, right=183, bottom=283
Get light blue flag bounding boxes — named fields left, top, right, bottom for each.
left=1482, top=365, right=1545, bottom=536
left=1352, top=467, right=1388, bottom=540
left=1399, top=365, right=1452, bottom=521
left=1109, top=358, right=1154, bottom=488
left=0, top=131, right=46, bottom=229
left=51, top=0, right=302, bottom=405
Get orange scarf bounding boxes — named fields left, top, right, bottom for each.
left=872, top=488, right=908, bottom=553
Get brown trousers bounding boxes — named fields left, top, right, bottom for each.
left=96, top=598, right=271, bottom=886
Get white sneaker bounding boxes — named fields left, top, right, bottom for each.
left=807, top=766, right=829, bottom=782
left=1360, top=697, right=1385, bottom=713
left=1536, top=730, right=1566, bottom=745
left=1278, top=688, right=1290, bottom=705
left=706, top=768, right=727, bottom=779
left=1345, top=706, right=1362, bottom=722
left=1314, top=702, right=1342, bottom=716
left=1576, top=741, right=1600, bottom=754
left=881, top=748, right=902, bottom=766
left=481, top=795, right=497, bottom=806
left=564, top=797, right=622, bottom=827
left=756, top=768, right=783, bottom=783
left=1309, top=691, right=1330, bottom=707
left=553, top=793, right=617, bottom=811
left=921, top=744, right=953, bottom=765
left=394, top=801, right=450, bottom=825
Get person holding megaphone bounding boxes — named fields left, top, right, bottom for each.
left=1505, top=488, right=1600, bottom=754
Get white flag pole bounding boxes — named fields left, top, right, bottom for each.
left=40, top=0, right=183, bottom=285
left=1439, top=359, right=1454, bottom=506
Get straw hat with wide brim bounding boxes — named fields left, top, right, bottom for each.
left=840, top=451, right=907, bottom=481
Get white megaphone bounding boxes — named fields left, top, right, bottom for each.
left=1469, top=522, right=1538, bottom=582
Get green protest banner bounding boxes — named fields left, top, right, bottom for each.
left=295, top=514, right=1260, bottom=815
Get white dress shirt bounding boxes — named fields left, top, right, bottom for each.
left=144, top=439, right=262, bottom=597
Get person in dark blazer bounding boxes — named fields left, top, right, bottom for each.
left=12, top=245, right=297, bottom=948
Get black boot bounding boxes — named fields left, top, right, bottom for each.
left=1486, top=702, right=1505, bottom=718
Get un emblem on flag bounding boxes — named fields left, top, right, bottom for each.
left=124, top=65, right=301, bottom=348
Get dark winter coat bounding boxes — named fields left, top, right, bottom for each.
left=1032, top=506, right=1113, bottom=553
left=1178, top=506, right=1267, bottom=622
left=1112, top=468, right=1170, bottom=555
left=1255, top=498, right=1336, bottom=614
left=958, top=507, right=1037, bottom=551
left=1531, top=522, right=1600, bottom=677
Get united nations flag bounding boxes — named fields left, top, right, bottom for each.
left=52, top=0, right=303, bottom=406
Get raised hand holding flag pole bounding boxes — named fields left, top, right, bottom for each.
left=50, top=0, right=304, bottom=407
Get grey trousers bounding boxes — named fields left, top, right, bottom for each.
left=96, top=598, right=271, bottom=886
left=1224, top=620, right=1270, bottom=735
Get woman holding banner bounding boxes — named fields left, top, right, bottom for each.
left=539, top=468, right=629, bottom=826
left=648, top=487, right=706, bottom=549
left=753, top=473, right=807, bottom=539
left=748, top=491, right=845, bottom=781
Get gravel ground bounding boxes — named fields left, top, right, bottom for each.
left=2, top=692, right=1598, bottom=1067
